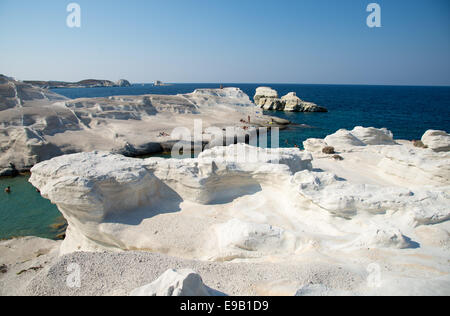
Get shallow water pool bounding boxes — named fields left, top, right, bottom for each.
left=0, top=175, right=64, bottom=240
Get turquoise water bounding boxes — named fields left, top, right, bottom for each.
left=0, top=176, right=63, bottom=240
left=0, top=155, right=171, bottom=240
left=1, top=83, right=449, bottom=240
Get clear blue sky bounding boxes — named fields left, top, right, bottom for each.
left=0, top=0, right=449, bottom=85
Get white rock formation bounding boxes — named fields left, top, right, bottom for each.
left=193, top=87, right=253, bottom=105
left=303, top=138, right=328, bottom=153
left=28, top=128, right=450, bottom=295
left=214, top=219, right=293, bottom=260
left=295, top=170, right=414, bottom=217
left=350, top=226, right=413, bottom=249
left=254, top=87, right=283, bottom=111
left=350, top=126, right=396, bottom=145
left=281, top=92, right=303, bottom=111
left=254, top=87, right=278, bottom=104
left=0, top=75, right=280, bottom=171
left=281, top=92, right=327, bottom=112
left=324, top=129, right=366, bottom=149
left=130, top=269, right=217, bottom=296
left=422, top=130, right=450, bottom=152
left=375, top=144, right=450, bottom=186
left=305, top=127, right=450, bottom=186
left=322, top=126, right=396, bottom=151
left=116, top=79, right=131, bottom=87
left=253, top=87, right=327, bottom=112
left=30, top=144, right=313, bottom=257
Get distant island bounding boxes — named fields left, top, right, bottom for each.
left=154, top=80, right=172, bottom=86
left=24, top=79, right=131, bottom=89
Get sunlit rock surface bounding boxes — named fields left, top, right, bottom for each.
left=0, top=75, right=280, bottom=171
left=422, top=130, right=450, bottom=152
left=30, top=145, right=313, bottom=257
left=130, top=269, right=220, bottom=296
left=30, top=129, right=449, bottom=289
left=254, top=87, right=327, bottom=112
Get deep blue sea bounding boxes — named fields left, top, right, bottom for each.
left=1, top=83, right=449, bottom=240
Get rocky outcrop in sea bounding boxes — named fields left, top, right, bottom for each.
left=254, top=87, right=328, bottom=112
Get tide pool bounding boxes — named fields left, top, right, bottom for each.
left=0, top=176, right=64, bottom=240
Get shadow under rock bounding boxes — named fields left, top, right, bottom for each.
left=206, top=183, right=263, bottom=205
left=102, top=180, right=183, bottom=226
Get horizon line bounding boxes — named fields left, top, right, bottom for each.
left=136, top=82, right=450, bottom=88
left=6, top=75, right=450, bottom=88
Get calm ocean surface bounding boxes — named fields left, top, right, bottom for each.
left=1, top=83, right=449, bottom=240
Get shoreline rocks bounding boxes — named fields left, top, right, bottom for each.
left=1, top=126, right=450, bottom=296
left=304, top=127, right=450, bottom=186
left=254, top=87, right=328, bottom=112
left=29, top=145, right=313, bottom=257
left=0, top=75, right=287, bottom=173
left=0, top=163, right=19, bottom=177
left=421, top=130, right=450, bottom=152
left=28, top=128, right=449, bottom=262
left=116, top=79, right=131, bottom=87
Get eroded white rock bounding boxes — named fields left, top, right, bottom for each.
left=293, top=170, right=449, bottom=221
left=422, top=130, right=450, bottom=152
left=116, top=79, right=131, bottom=87
left=376, top=145, right=450, bottom=185
left=281, top=92, right=327, bottom=112
left=303, top=138, right=328, bottom=153
left=30, top=144, right=313, bottom=256
left=324, top=129, right=366, bottom=149
left=351, top=226, right=413, bottom=249
left=323, top=127, right=396, bottom=151
left=0, top=75, right=273, bottom=170
left=25, top=128, right=450, bottom=296
left=254, top=87, right=327, bottom=112
left=130, top=269, right=216, bottom=296
left=254, top=87, right=278, bottom=106
left=213, top=219, right=289, bottom=260
left=351, top=126, right=396, bottom=146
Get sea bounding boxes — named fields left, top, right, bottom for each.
left=1, top=83, right=449, bottom=240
